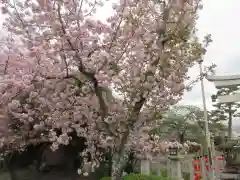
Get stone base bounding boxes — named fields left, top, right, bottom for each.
left=167, top=155, right=183, bottom=180
left=218, top=172, right=240, bottom=179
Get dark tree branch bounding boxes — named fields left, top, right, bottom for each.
left=56, top=4, right=116, bottom=137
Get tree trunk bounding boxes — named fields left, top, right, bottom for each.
left=8, top=165, right=18, bottom=180
left=9, top=170, right=17, bottom=180
left=111, top=151, right=128, bottom=180
left=5, top=153, right=18, bottom=180
left=179, top=132, right=184, bottom=144
left=111, top=164, right=123, bottom=180
left=107, top=148, right=112, bottom=177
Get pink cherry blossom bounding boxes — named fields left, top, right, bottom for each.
left=0, top=0, right=206, bottom=179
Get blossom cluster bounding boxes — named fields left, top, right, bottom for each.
left=0, top=0, right=204, bottom=175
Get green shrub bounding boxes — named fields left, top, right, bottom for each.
left=160, top=169, right=168, bottom=177
left=151, top=169, right=157, bottom=175
left=100, top=177, right=111, bottom=180
left=151, top=169, right=189, bottom=180
left=100, top=173, right=170, bottom=180
left=125, top=173, right=170, bottom=180
left=150, top=169, right=168, bottom=177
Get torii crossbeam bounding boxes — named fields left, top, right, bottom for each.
left=207, top=75, right=240, bottom=103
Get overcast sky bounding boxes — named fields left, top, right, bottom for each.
left=178, top=0, right=240, bottom=125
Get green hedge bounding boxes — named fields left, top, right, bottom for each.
left=151, top=169, right=189, bottom=180
left=100, top=177, right=112, bottom=180
left=100, top=173, right=170, bottom=180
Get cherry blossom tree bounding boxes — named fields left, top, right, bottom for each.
left=0, top=0, right=208, bottom=179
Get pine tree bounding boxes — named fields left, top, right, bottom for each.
left=211, top=86, right=240, bottom=138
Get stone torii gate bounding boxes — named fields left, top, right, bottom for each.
left=207, top=74, right=240, bottom=103
left=207, top=74, right=240, bottom=138
left=206, top=75, right=240, bottom=180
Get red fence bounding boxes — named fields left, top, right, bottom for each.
left=193, top=156, right=224, bottom=180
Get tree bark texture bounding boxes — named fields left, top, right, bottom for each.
left=111, top=151, right=128, bottom=180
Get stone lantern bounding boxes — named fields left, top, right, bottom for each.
left=167, top=142, right=183, bottom=180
